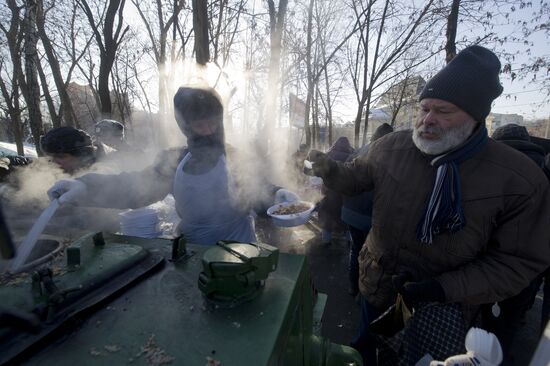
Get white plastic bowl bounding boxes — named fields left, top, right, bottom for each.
left=267, top=201, right=315, bottom=227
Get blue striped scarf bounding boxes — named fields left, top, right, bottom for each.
left=416, top=125, right=488, bottom=244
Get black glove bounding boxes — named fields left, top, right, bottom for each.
left=392, top=272, right=445, bottom=306
left=306, top=150, right=335, bottom=178
left=7, top=155, right=32, bottom=167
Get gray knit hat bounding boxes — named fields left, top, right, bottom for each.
left=419, top=45, right=503, bottom=122
left=95, top=119, right=124, bottom=138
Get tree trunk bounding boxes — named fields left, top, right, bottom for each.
left=322, top=57, right=333, bottom=146
left=192, top=0, right=209, bottom=65
left=445, top=0, right=460, bottom=63
left=37, top=58, right=61, bottom=128
left=98, top=61, right=113, bottom=116
left=263, top=0, right=288, bottom=148
left=23, top=0, right=44, bottom=155
left=313, top=85, right=320, bottom=148
left=304, top=0, right=315, bottom=147
left=353, top=105, right=363, bottom=148
left=0, top=74, right=24, bottom=155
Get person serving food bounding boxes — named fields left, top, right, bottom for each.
left=47, top=86, right=299, bottom=245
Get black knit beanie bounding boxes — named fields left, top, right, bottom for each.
left=419, top=45, right=503, bottom=122
left=40, top=127, right=94, bottom=157
left=371, top=123, right=394, bottom=142
left=492, top=123, right=530, bottom=141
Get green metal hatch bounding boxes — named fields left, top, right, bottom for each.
left=198, top=240, right=279, bottom=307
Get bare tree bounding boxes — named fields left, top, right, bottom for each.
left=36, top=53, right=60, bottom=128
left=347, top=0, right=437, bottom=146
left=0, top=59, right=25, bottom=155
left=42, top=0, right=96, bottom=129
left=78, top=0, right=129, bottom=117
left=36, top=0, right=78, bottom=127
left=290, top=0, right=374, bottom=147
left=260, top=0, right=288, bottom=147
left=209, top=0, right=246, bottom=68
left=314, top=0, right=346, bottom=146
left=130, top=0, right=185, bottom=117
left=444, top=0, right=460, bottom=63
left=22, top=0, right=45, bottom=153
left=303, top=0, right=314, bottom=147
left=192, top=0, right=209, bottom=65
left=0, top=0, right=26, bottom=154
left=1, top=0, right=45, bottom=153
left=441, top=1, right=550, bottom=103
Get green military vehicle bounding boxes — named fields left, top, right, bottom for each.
left=0, top=227, right=362, bottom=366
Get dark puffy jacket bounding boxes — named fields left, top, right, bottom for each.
left=340, top=125, right=393, bottom=233
left=318, top=137, right=355, bottom=230
left=341, top=145, right=373, bottom=232
left=327, top=137, right=354, bottom=162
left=323, top=130, right=550, bottom=309
left=492, top=124, right=546, bottom=168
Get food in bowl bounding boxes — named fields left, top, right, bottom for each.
left=267, top=201, right=315, bottom=227
left=272, top=202, right=312, bottom=216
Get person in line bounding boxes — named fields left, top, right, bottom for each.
left=308, top=45, right=550, bottom=364
left=289, top=143, right=309, bottom=188
left=94, top=119, right=132, bottom=152
left=342, top=123, right=393, bottom=297
left=1, top=127, right=118, bottom=235
left=487, top=123, right=550, bottom=363
left=47, top=87, right=299, bottom=245
left=40, top=127, right=105, bottom=174
left=317, top=136, right=355, bottom=246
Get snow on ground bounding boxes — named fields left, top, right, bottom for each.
left=0, top=142, right=37, bottom=157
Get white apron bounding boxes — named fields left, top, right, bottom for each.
left=172, top=152, right=256, bottom=245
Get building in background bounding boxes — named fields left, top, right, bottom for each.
left=376, top=76, right=426, bottom=131
left=67, top=82, right=131, bottom=135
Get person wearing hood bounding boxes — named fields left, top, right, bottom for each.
left=317, top=136, right=354, bottom=246
left=46, top=87, right=299, bottom=245
left=307, top=46, right=550, bottom=364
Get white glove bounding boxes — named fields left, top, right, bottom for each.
left=274, top=189, right=300, bottom=204
left=47, top=179, right=88, bottom=205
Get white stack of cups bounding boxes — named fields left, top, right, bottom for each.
left=119, top=208, right=161, bottom=238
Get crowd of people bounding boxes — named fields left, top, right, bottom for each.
left=1, top=44, right=549, bottom=365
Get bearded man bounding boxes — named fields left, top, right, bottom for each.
left=308, top=45, right=550, bottom=364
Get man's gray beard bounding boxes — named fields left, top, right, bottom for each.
left=412, top=120, right=477, bottom=155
